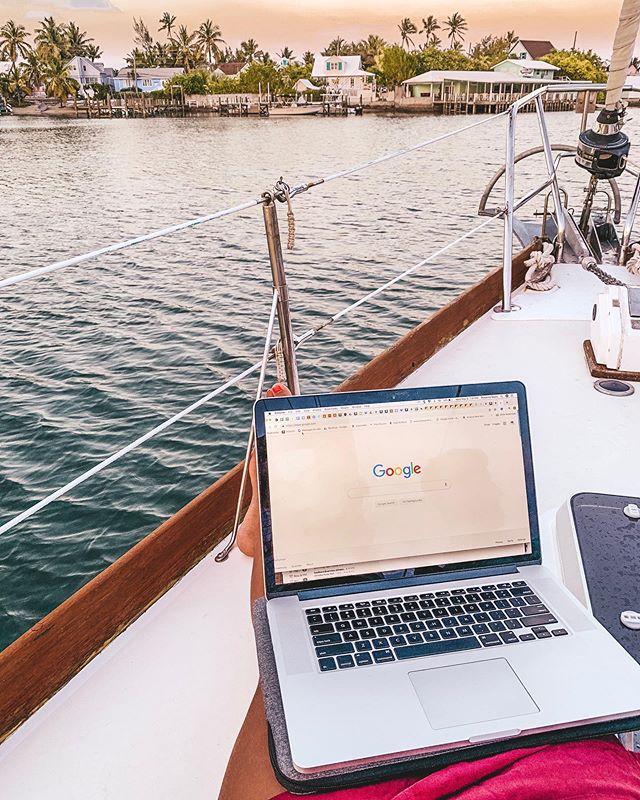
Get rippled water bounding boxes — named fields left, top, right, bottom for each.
left=1, top=110, right=638, bottom=650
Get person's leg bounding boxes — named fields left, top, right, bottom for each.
left=218, top=385, right=289, bottom=800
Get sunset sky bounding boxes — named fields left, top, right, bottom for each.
left=4, top=0, right=624, bottom=67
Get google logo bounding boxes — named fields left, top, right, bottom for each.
left=373, top=462, right=422, bottom=479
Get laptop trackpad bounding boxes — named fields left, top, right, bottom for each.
left=409, top=658, right=539, bottom=730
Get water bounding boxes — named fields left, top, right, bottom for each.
left=1, top=110, right=637, bottom=651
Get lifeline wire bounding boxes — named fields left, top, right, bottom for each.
left=214, top=288, right=281, bottom=563
left=1, top=112, right=507, bottom=291
left=0, top=215, right=499, bottom=537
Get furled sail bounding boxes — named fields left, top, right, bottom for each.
left=606, top=0, right=640, bottom=109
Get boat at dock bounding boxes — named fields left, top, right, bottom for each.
left=2, top=4, right=640, bottom=796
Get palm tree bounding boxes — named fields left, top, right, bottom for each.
left=398, top=18, right=418, bottom=50
left=238, top=38, right=261, bottom=62
left=85, top=43, right=103, bottom=62
left=302, top=50, right=314, bottom=67
left=505, top=30, right=518, bottom=52
left=358, top=34, right=386, bottom=67
left=170, top=25, right=202, bottom=70
left=35, top=16, right=66, bottom=61
left=44, top=55, right=78, bottom=106
left=277, top=46, right=295, bottom=62
left=65, top=22, right=93, bottom=57
left=21, top=50, right=45, bottom=91
left=322, top=37, right=346, bottom=56
left=443, top=12, right=468, bottom=47
left=159, top=12, right=176, bottom=40
left=8, top=64, right=31, bottom=104
left=421, top=15, right=441, bottom=47
left=0, top=20, right=31, bottom=72
left=196, top=19, right=224, bottom=65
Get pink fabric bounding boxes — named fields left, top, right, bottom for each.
left=273, top=738, right=640, bottom=799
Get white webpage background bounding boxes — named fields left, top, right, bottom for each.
left=264, top=395, right=531, bottom=584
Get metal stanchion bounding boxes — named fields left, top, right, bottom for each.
left=262, top=192, right=301, bottom=394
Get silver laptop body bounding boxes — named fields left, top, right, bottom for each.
left=254, top=382, right=640, bottom=772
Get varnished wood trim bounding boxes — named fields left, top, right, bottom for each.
left=0, top=243, right=537, bottom=743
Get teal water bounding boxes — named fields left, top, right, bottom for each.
left=1, top=110, right=635, bottom=651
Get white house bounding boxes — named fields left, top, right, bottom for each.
left=401, top=69, right=572, bottom=108
left=311, top=55, right=376, bottom=100
left=113, top=67, right=184, bottom=93
left=66, top=56, right=115, bottom=90
left=492, top=59, right=560, bottom=81
left=508, top=39, right=556, bottom=61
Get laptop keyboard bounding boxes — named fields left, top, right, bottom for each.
left=305, top=581, right=568, bottom=672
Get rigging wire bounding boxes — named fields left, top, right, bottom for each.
left=0, top=112, right=507, bottom=291
left=0, top=215, right=499, bottom=537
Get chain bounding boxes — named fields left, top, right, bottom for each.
left=581, top=257, right=627, bottom=286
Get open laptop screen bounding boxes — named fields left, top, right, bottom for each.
left=255, top=383, right=540, bottom=595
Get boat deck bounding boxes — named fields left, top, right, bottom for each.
left=1, top=262, right=638, bottom=799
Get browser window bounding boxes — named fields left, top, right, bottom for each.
left=263, top=393, right=532, bottom=585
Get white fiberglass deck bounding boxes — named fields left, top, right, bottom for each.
left=0, top=263, right=638, bottom=799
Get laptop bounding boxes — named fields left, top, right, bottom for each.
left=254, top=381, right=640, bottom=772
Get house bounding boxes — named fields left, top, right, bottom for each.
left=66, top=56, right=115, bottom=91
left=401, top=69, right=577, bottom=111
left=212, top=62, right=248, bottom=78
left=311, top=54, right=376, bottom=100
left=509, top=39, right=556, bottom=61
left=113, top=67, right=184, bottom=93
left=492, top=59, right=560, bottom=81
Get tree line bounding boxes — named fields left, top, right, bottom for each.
left=0, top=12, right=611, bottom=107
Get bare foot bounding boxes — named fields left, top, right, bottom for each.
left=237, top=383, right=292, bottom=558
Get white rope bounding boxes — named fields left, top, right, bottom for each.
left=1, top=112, right=507, bottom=292
left=0, top=357, right=264, bottom=536
left=0, top=215, right=501, bottom=536
left=295, top=216, right=496, bottom=345
left=0, top=199, right=262, bottom=291
left=606, top=0, right=640, bottom=110
left=319, top=112, right=508, bottom=185
left=215, top=289, right=280, bottom=562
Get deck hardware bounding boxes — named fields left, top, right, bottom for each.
left=593, top=378, right=635, bottom=396
left=624, top=504, right=640, bottom=520
left=621, top=610, right=640, bottom=629
left=262, top=192, right=301, bottom=395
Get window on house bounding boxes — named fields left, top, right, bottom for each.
left=350, top=77, right=355, bottom=87
left=520, top=53, right=526, bottom=59
left=338, top=62, right=342, bottom=70
left=326, top=61, right=331, bottom=70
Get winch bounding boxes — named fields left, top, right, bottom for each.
left=576, top=107, right=630, bottom=179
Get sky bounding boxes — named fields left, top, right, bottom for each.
left=3, top=0, right=624, bottom=67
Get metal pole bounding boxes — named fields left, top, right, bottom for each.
left=535, top=94, right=565, bottom=261
left=262, top=194, right=301, bottom=394
left=499, top=105, right=517, bottom=312
left=619, top=171, right=640, bottom=264
left=580, top=90, right=591, bottom=133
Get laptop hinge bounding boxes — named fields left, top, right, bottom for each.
left=296, top=564, right=520, bottom=602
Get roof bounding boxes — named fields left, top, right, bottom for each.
left=118, top=67, right=184, bottom=79
left=311, top=55, right=375, bottom=78
left=294, top=78, right=321, bottom=91
left=215, top=62, right=247, bottom=76
left=66, top=56, right=104, bottom=74
left=492, top=59, right=560, bottom=72
left=513, top=39, right=556, bottom=59
left=402, top=69, right=559, bottom=85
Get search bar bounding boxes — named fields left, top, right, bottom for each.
left=347, top=480, right=450, bottom=499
